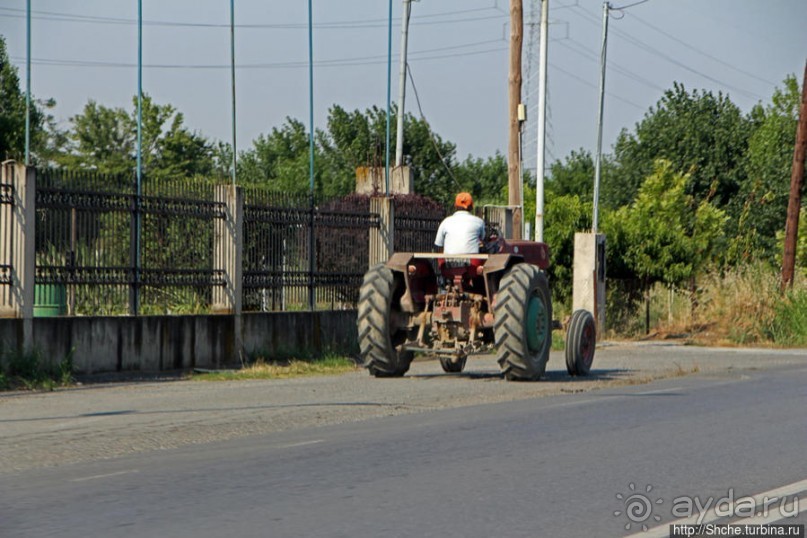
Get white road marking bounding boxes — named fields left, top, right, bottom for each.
left=275, top=440, right=324, bottom=449
left=626, top=477, right=807, bottom=538
left=70, top=470, right=140, bottom=482
left=634, top=387, right=683, bottom=396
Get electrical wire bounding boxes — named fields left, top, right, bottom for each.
left=9, top=39, right=506, bottom=71
left=626, top=11, right=775, bottom=87
left=557, top=37, right=666, bottom=92
left=609, top=0, right=651, bottom=11
left=568, top=4, right=763, bottom=101
left=0, top=6, right=506, bottom=30
left=405, top=63, right=463, bottom=190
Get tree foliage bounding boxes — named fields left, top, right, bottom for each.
left=610, top=83, right=751, bottom=210
left=730, top=76, right=802, bottom=263
left=55, top=94, right=216, bottom=180
left=237, top=105, right=506, bottom=206
left=614, top=160, right=726, bottom=289
left=546, top=148, right=616, bottom=202
left=0, top=36, right=52, bottom=163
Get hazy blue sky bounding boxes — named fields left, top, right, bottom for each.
left=1, top=0, right=804, bottom=174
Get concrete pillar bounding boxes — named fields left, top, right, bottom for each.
left=212, top=185, right=243, bottom=364
left=369, top=197, right=394, bottom=266
left=1, top=163, right=35, bottom=349
left=573, top=232, right=606, bottom=337
left=355, top=166, right=413, bottom=195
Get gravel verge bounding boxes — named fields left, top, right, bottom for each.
left=1, top=342, right=805, bottom=474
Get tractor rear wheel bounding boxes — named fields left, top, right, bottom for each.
left=357, top=264, right=414, bottom=377
left=565, top=309, right=595, bottom=376
left=494, top=264, right=552, bottom=381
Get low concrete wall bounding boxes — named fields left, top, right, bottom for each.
left=0, top=311, right=358, bottom=375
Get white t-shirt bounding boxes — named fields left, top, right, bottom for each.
left=434, top=211, right=486, bottom=254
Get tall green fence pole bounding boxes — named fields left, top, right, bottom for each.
left=307, top=0, right=315, bottom=311
left=132, top=0, right=143, bottom=315
left=25, top=0, right=31, bottom=166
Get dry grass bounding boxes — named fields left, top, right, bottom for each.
left=645, top=264, right=807, bottom=347
left=191, top=355, right=359, bottom=381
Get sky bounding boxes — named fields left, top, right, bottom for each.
left=1, top=0, right=805, bottom=176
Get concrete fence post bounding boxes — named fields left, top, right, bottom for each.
left=573, top=232, right=607, bottom=338
left=369, top=196, right=394, bottom=267
left=1, top=162, right=35, bottom=349
left=212, top=185, right=243, bottom=364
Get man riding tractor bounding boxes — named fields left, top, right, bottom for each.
left=357, top=191, right=596, bottom=380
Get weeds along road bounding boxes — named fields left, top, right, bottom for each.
left=1, top=343, right=806, bottom=537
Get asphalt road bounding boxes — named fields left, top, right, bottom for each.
left=1, top=348, right=806, bottom=538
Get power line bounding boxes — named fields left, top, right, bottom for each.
left=9, top=38, right=506, bottom=71
left=557, top=37, right=666, bottom=92
left=568, top=4, right=763, bottom=101
left=405, top=63, right=462, bottom=190
left=551, top=62, right=646, bottom=111
left=609, top=0, right=651, bottom=11
left=626, top=11, right=776, bottom=87
left=0, top=6, right=506, bottom=30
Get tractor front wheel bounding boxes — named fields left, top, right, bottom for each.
left=439, top=353, right=467, bottom=373
left=494, top=264, right=552, bottom=381
left=357, top=264, right=414, bottom=377
left=565, top=309, right=596, bottom=376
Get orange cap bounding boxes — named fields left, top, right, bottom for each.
left=455, top=192, right=473, bottom=209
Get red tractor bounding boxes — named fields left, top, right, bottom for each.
left=357, top=232, right=596, bottom=381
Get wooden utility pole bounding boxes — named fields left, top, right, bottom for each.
left=508, top=0, right=523, bottom=239
left=781, top=61, right=807, bottom=289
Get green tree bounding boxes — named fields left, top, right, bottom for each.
left=546, top=148, right=616, bottom=202
left=616, top=160, right=726, bottom=290
left=321, top=104, right=460, bottom=203
left=730, top=76, right=802, bottom=263
left=0, top=35, right=53, bottom=162
left=543, top=194, right=593, bottom=306
left=610, top=83, right=751, bottom=210
left=453, top=153, right=508, bottom=206
left=240, top=105, right=465, bottom=203
left=237, top=117, right=314, bottom=193
left=57, top=94, right=215, bottom=179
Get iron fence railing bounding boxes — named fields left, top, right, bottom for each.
left=394, top=214, right=443, bottom=253
left=0, top=182, right=13, bottom=290
left=242, top=189, right=380, bottom=311
left=25, top=172, right=443, bottom=315
left=35, top=169, right=225, bottom=315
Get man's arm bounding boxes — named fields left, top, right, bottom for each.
left=434, top=220, right=447, bottom=253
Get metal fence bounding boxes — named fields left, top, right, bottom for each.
left=35, top=169, right=225, bottom=315
left=22, top=170, right=443, bottom=316
left=242, top=190, right=379, bottom=311
left=395, top=214, right=444, bottom=253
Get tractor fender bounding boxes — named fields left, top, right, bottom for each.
left=384, top=252, right=438, bottom=313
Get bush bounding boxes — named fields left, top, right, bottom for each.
left=0, top=347, right=74, bottom=391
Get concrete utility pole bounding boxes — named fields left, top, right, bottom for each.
left=781, top=60, right=807, bottom=289
left=508, top=0, right=524, bottom=239
left=535, top=0, right=548, bottom=242
left=592, top=1, right=610, bottom=233
left=395, top=0, right=413, bottom=167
